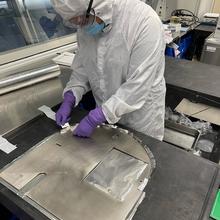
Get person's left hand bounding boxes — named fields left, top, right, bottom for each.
left=73, top=107, right=106, bottom=138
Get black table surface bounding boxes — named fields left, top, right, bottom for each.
left=194, top=24, right=216, bottom=33
left=0, top=107, right=220, bottom=220
left=165, top=57, right=220, bottom=105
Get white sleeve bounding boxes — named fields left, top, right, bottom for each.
left=63, top=51, right=91, bottom=106
left=102, top=16, right=165, bottom=124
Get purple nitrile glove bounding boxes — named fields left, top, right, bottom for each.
left=56, top=91, right=75, bottom=126
left=73, top=107, right=106, bottom=138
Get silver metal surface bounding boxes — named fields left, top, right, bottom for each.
left=201, top=33, right=220, bottom=66
left=0, top=72, right=60, bottom=95
left=164, top=120, right=201, bottom=150
left=0, top=43, right=76, bottom=80
left=0, top=64, right=60, bottom=89
left=0, top=77, right=63, bottom=135
left=0, top=125, right=155, bottom=220
left=214, top=16, right=220, bottom=39
left=85, top=149, right=147, bottom=201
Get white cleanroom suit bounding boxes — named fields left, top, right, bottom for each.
left=52, top=0, right=166, bottom=140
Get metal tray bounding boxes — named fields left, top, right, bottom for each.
left=0, top=125, right=155, bottom=220
left=164, top=120, right=201, bottom=151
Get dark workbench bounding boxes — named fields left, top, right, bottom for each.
left=0, top=107, right=220, bottom=220
left=194, top=24, right=216, bottom=33
left=165, top=57, right=220, bottom=163
left=165, top=57, right=220, bottom=107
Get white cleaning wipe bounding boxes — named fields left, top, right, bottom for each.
left=0, top=136, right=17, bottom=154
left=38, top=105, right=70, bottom=129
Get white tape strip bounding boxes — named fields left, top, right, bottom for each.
left=38, top=105, right=70, bottom=129
left=0, top=136, right=17, bottom=154
left=38, top=105, right=56, bottom=121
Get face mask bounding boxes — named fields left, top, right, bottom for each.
left=84, top=20, right=105, bottom=36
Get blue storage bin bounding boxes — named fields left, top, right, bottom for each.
left=10, top=216, right=18, bottom=220
left=178, top=35, right=192, bottom=59
left=165, top=34, right=192, bottom=59
left=165, top=46, right=175, bottom=57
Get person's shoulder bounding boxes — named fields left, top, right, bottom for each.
left=126, top=0, right=160, bottom=25
left=117, top=0, right=163, bottom=47
left=129, top=0, right=154, bottom=16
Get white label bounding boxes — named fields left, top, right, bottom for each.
left=206, top=46, right=216, bottom=52
left=0, top=136, right=17, bottom=154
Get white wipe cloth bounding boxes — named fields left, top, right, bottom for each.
left=38, top=105, right=70, bottom=128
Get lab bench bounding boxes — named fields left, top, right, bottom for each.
left=165, top=57, right=220, bottom=116
left=0, top=55, right=220, bottom=220
left=0, top=106, right=220, bottom=220
left=165, top=57, right=220, bottom=102
left=167, top=23, right=216, bottom=60
left=165, top=57, right=220, bottom=163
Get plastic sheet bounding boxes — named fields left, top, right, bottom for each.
left=165, top=107, right=213, bottom=135
left=85, top=149, right=147, bottom=201
left=196, top=139, right=214, bottom=153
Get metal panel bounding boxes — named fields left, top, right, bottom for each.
left=0, top=125, right=155, bottom=220
left=0, top=43, right=76, bottom=79
left=0, top=64, right=60, bottom=89
left=0, top=77, right=63, bottom=135
left=164, top=120, right=201, bottom=150
left=85, top=149, right=147, bottom=201
left=201, top=33, right=220, bottom=66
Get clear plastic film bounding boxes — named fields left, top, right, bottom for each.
left=165, top=107, right=213, bottom=135
left=85, top=149, right=147, bottom=201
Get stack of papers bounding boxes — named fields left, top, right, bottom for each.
left=163, top=24, right=174, bottom=44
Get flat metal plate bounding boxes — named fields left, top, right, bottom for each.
left=164, top=121, right=200, bottom=150
left=164, top=128, right=195, bottom=150
left=85, top=149, right=147, bottom=201
left=0, top=125, right=154, bottom=220
left=175, top=98, right=220, bottom=126
left=0, top=78, right=62, bottom=135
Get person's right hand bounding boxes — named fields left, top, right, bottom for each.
left=56, top=91, right=76, bottom=126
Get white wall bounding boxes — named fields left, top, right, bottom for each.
left=177, top=0, right=199, bottom=14
left=197, top=0, right=214, bottom=18
left=212, top=0, right=220, bottom=13
left=176, top=0, right=214, bottom=18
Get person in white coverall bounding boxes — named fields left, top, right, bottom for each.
left=51, top=0, right=166, bottom=140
